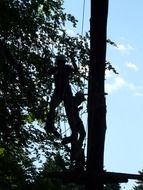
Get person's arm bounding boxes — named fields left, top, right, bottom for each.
left=72, top=61, right=79, bottom=73
left=70, top=56, right=78, bottom=72
left=78, top=106, right=83, bottom=111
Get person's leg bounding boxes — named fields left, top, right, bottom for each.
left=45, top=91, right=61, bottom=137
left=64, top=94, right=79, bottom=161
left=75, top=148, right=85, bottom=172
left=77, top=118, right=86, bottom=149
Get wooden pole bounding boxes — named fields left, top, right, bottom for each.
left=86, top=0, right=109, bottom=190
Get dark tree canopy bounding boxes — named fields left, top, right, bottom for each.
left=133, top=170, right=143, bottom=190
left=0, top=0, right=91, bottom=188
left=0, top=0, right=119, bottom=189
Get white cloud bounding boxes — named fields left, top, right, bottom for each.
left=135, top=92, right=143, bottom=97
left=125, top=62, right=139, bottom=71
left=105, top=76, right=126, bottom=93
left=106, top=75, right=143, bottom=96
left=125, top=83, right=143, bottom=97
left=116, top=43, right=134, bottom=54
left=117, top=44, right=126, bottom=51
left=105, top=70, right=115, bottom=79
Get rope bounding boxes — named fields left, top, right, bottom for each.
left=81, top=0, right=86, bottom=36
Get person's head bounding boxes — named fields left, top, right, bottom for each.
left=55, top=54, right=66, bottom=67
left=75, top=91, right=86, bottom=105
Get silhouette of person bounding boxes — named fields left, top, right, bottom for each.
left=45, top=54, right=78, bottom=138
left=62, top=91, right=86, bottom=161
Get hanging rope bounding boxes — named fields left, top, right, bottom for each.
left=81, top=0, right=86, bottom=36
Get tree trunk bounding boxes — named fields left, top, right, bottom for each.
left=86, top=0, right=109, bottom=190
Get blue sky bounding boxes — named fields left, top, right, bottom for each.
left=63, top=0, right=143, bottom=189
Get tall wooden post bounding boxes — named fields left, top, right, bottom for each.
left=86, top=0, right=109, bottom=190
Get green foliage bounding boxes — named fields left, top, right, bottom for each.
left=0, top=0, right=118, bottom=189
left=104, top=183, right=121, bottom=190
left=133, top=170, right=143, bottom=190
left=133, top=186, right=143, bottom=190
left=33, top=152, right=84, bottom=190
left=0, top=0, right=91, bottom=189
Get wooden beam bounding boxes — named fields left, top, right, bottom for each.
left=86, top=0, right=109, bottom=189
left=45, top=171, right=143, bottom=184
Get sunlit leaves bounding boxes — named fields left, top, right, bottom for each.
left=0, top=0, right=89, bottom=187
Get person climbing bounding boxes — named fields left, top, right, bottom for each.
left=45, top=54, right=78, bottom=138
left=62, top=91, right=86, bottom=162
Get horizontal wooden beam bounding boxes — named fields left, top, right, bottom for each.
left=46, top=171, right=143, bottom=184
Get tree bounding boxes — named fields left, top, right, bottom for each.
left=0, top=1, right=118, bottom=189
left=105, top=183, right=121, bottom=190
left=0, top=0, right=90, bottom=188
left=133, top=170, right=143, bottom=190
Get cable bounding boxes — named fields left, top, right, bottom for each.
left=81, top=0, right=86, bottom=36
